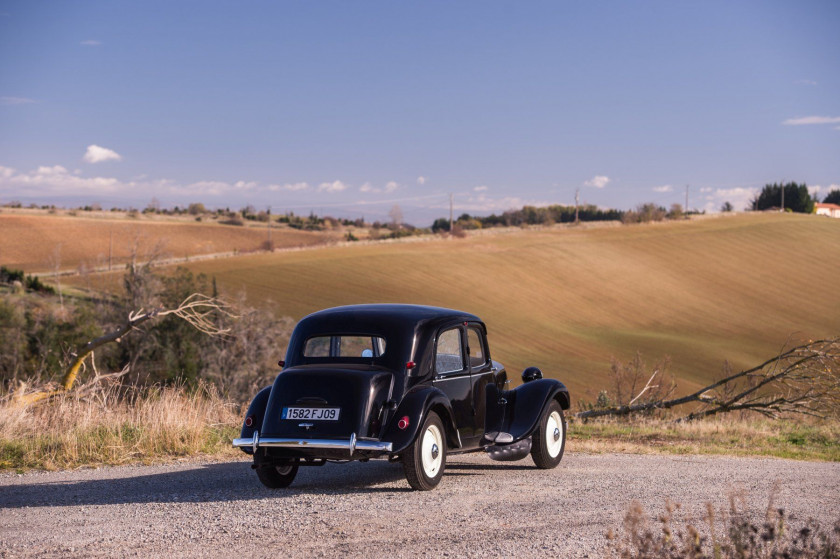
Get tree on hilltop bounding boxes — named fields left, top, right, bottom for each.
left=751, top=182, right=815, bottom=213
left=823, top=189, right=840, bottom=205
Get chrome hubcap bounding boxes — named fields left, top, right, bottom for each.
left=553, top=427, right=561, bottom=442
left=431, top=443, right=439, bottom=460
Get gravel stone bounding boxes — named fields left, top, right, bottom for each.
left=1, top=452, right=838, bottom=558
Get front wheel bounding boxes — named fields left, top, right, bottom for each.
left=402, top=411, right=446, bottom=490
left=254, top=454, right=299, bottom=488
left=531, top=400, right=566, bottom=469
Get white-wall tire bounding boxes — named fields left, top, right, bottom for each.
left=531, top=400, right=566, bottom=469
left=403, top=411, right=447, bottom=490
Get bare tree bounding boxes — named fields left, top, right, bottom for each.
left=389, top=204, right=403, bottom=230
left=576, top=339, right=840, bottom=421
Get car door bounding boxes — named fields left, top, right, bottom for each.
left=431, top=324, right=477, bottom=445
left=467, top=324, right=494, bottom=439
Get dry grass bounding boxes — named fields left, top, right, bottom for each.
left=0, top=384, right=241, bottom=471
left=570, top=416, right=840, bottom=461
left=607, top=494, right=840, bottom=558
left=73, top=212, right=840, bottom=399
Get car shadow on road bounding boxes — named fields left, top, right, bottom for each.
left=0, top=459, right=418, bottom=508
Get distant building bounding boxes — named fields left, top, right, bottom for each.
left=815, top=203, right=840, bottom=218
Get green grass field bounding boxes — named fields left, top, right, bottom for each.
left=160, top=213, right=839, bottom=401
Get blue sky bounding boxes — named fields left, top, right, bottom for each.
left=1, top=1, right=838, bottom=225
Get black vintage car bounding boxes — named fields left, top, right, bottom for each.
left=233, top=304, right=570, bottom=490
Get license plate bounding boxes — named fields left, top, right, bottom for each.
left=282, top=407, right=341, bottom=421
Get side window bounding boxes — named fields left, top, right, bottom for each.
left=435, top=328, right=464, bottom=374
left=467, top=327, right=486, bottom=368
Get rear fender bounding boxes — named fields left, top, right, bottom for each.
left=238, top=385, right=272, bottom=454
left=504, top=379, right=570, bottom=442
left=383, top=386, right=460, bottom=454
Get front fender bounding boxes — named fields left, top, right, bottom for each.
left=506, top=378, right=570, bottom=442
left=238, top=385, right=272, bottom=454
left=382, top=386, right=460, bottom=454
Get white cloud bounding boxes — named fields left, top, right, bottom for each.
left=653, top=185, right=673, bottom=193
left=359, top=181, right=399, bottom=194
left=318, top=180, right=348, bottom=193
left=417, top=176, right=426, bottom=185
left=184, top=180, right=230, bottom=195
left=83, top=144, right=122, bottom=163
left=782, top=116, right=840, bottom=126
left=269, top=182, right=309, bottom=192
left=0, top=96, right=36, bottom=105
left=1, top=164, right=121, bottom=194
left=698, top=186, right=757, bottom=213
left=428, top=193, right=552, bottom=213
left=80, top=40, right=101, bottom=46
left=794, top=79, right=817, bottom=86
left=811, top=184, right=840, bottom=198
left=233, top=180, right=257, bottom=190
left=473, top=185, right=488, bottom=192
left=584, top=175, right=610, bottom=189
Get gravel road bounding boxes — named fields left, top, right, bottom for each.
left=1, top=452, right=838, bottom=558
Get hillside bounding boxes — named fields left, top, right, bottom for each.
left=60, top=213, right=840, bottom=401
left=0, top=210, right=336, bottom=273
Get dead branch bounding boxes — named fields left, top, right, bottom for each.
left=575, top=338, right=840, bottom=421
left=15, top=293, right=236, bottom=406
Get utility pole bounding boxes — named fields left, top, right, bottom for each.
left=449, top=193, right=454, bottom=232
left=574, top=188, right=580, bottom=224
left=685, top=185, right=689, bottom=214
left=267, top=205, right=272, bottom=250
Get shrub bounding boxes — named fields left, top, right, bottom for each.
left=606, top=493, right=840, bottom=558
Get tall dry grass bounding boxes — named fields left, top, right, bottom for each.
left=0, top=383, right=241, bottom=470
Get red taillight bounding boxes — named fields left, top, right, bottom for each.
left=398, top=416, right=410, bottom=430
left=406, top=361, right=416, bottom=370
left=244, top=416, right=254, bottom=428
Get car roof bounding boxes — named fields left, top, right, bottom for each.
left=302, top=304, right=481, bottom=328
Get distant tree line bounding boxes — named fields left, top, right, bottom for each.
left=5, top=180, right=838, bottom=233
left=431, top=204, right=624, bottom=232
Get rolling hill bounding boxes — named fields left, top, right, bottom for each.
left=130, top=212, right=839, bottom=401
left=0, top=210, right=335, bottom=273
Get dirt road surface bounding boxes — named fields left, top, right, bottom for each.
left=1, top=452, right=838, bottom=558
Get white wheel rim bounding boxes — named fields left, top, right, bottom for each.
left=545, top=411, right=564, bottom=458
left=275, top=464, right=293, bottom=475
left=421, top=424, right=443, bottom=478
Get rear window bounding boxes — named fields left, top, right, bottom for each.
left=303, top=335, right=387, bottom=358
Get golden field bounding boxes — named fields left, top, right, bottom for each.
left=62, top=212, right=840, bottom=401
left=0, top=211, right=334, bottom=273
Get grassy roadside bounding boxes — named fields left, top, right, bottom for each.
left=0, top=385, right=241, bottom=472
left=1, top=386, right=838, bottom=471
left=570, top=416, right=840, bottom=461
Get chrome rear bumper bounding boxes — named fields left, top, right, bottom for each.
left=233, top=431, right=393, bottom=456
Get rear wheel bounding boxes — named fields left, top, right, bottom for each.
left=254, top=454, right=299, bottom=488
left=531, top=400, right=566, bottom=469
left=403, top=411, right=446, bottom=490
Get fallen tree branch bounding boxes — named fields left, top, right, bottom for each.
left=575, top=338, right=840, bottom=421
